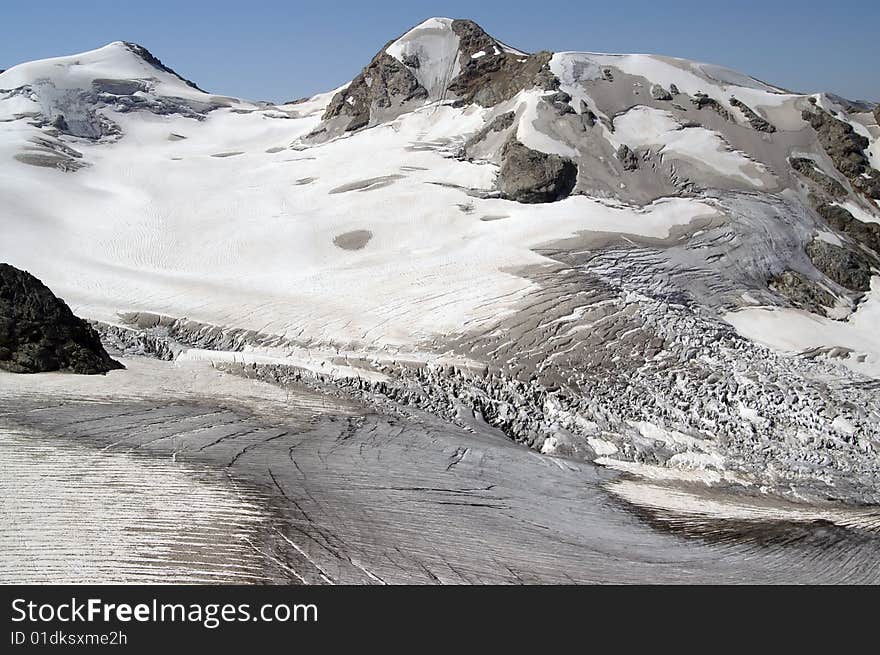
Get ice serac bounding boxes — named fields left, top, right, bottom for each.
left=0, top=264, right=122, bottom=374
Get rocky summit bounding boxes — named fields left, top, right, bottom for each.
left=0, top=264, right=122, bottom=374
left=1, top=17, right=880, bottom=504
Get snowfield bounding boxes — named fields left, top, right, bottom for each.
left=0, top=44, right=716, bottom=350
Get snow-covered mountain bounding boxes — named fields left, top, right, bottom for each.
left=2, top=18, right=880, bottom=503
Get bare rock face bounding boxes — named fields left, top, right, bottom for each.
left=874, top=103, right=880, bottom=125
left=730, top=97, right=776, bottom=132
left=815, top=202, right=880, bottom=256
left=805, top=239, right=878, bottom=293
left=803, top=106, right=880, bottom=199
left=650, top=85, right=672, bottom=101
left=122, top=42, right=205, bottom=92
left=691, top=93, right=732, bottom=121
left=617, top=144, right=639, bottom=171
left=322, top=49, right=428, bottom=132
left=789, top=157, right=847, bottom=198
left=769, top=270, right=835, bottom=315
left=499, top=139, right=578, bottom=203
left=447, top=20, right=557, bottom=107
left=0, top=264, right=122, bottom=374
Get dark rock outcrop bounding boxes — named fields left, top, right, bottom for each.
left=815, top=202, right=880, bottom=257
left=446, top=19, right=560, bottom=107
left=730, top=97, right=776, bottom=132
left=617, top=144, right=639, bottom=171
left=691, top=94, right=732, bottom=121
left=123, top=42, right=205, bottom=92
left=448, top=49, right=557, bottom=107
left=789, top=157, right=847, bottom=198
left=650, top=85, right=672, bottom=101
left=499, top=139, right=578, bottom=203
left=322, top=48, right=428, bottom=132
left=544, top=90, right=575, bottom=115
left=803, top=106, right=880, bottom=199
left=769, top=270, right=835, bottom=315
left=578, top=100, right=596, bottom=129
left=0, top=264, right=122, bottom=374
left=805, top=239, right=878, bottom=293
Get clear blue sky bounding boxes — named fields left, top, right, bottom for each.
left=2, top=0, right=877, bottom=103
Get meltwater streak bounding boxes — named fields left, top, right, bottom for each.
left=0, top=427, right=273, bottom=584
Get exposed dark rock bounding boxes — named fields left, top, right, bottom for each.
left=803, top=106, right=880, bottom=199
left=691, top=93, right=732, bottom=120
left=447, top=30, right=554, bottom=107
left=320, top=19, right=561, bottom=131
left=823, top=94, right=875, bottom=113
left=805, top=238, right=878, bottom=293
left=123, top=42, right=205, bottom=92
left=438, top=20, right=560, bottom=108
left=815, top=202, right=880, bottom=257
left=578, top=100, right=597, bottom=129
left=668, top=84, right=680, bottom=96
left=874, top=104, right=880, bottom=125
left=789, top=157, right=846, bottom=198
left=769, top=270, right=835, bottom=315
left=448, top=49, right=557, bottom=107
left=498, top=139, right=578, bottom=203
left=544, top=90, right=574, bottom=115
left=730, top=97, right=776, bottom=132
left=462, top=111, right=516, bottom=154
left=617, top=144, right=639, bottom=171
left=322, top=48, right=428, bottom=132
left=0, top=264, right=122, bottom=374
left=602, top=68, right=614, bottom=82
left=650, top=85, right=672, bottom=101
left=449, top=18, right=499, bottom=58
left=50, top=114, right=69, bottom=131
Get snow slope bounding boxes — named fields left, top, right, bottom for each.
left=0, top=41, right=207, bottom=100
left=0, top=90, right=713, bottom=348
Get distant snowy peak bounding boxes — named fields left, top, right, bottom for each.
left=0, top=41, right=237, bottom=141
left=0, top=41, right=204, bottom=97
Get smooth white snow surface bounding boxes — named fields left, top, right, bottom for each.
left=725, top=277, right=880, bottom=378
left=553, top=52, right=793, bottom=111
left=612, top=105, right=772, bottom=187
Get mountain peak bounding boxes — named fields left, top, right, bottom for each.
left=0, top=40, right=205, bottom=95
left=118, top=41, right=205, bottom=92
left=317, top=17, right=548, bottom=136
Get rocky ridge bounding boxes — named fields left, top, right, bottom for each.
left=0, top=264, right=122, bottom=374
